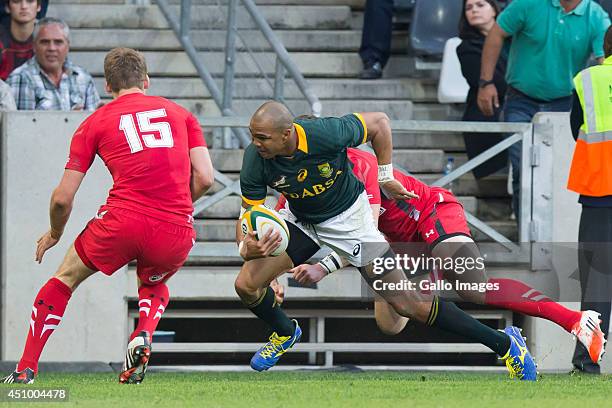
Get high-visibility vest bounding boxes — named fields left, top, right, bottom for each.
left=567, top=55, right=612, bottom=197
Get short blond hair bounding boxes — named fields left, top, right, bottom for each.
left=104, top=48, right=148, bottom=93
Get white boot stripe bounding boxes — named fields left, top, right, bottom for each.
left=531, top=294, right=548, bottom=301
left=522, top=289, right=537, bottom=298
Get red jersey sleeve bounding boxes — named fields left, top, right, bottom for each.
left=65, top=114, right=98, bottom=173
left=186, top=113, right=206, bottom=149
left=347, top=148, right=381, bottom=205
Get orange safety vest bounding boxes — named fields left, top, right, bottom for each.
left=567, top=56, right=612, bottom=196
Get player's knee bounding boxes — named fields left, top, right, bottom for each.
left=376, top=318, right=405, bottom=336
left=387, top=299, right=432, bottom=322
left=386, top=301, right=413, bottom=319
left=234, top=275, right=257, bottom=300
left=456, top=289, right=485, bottom=305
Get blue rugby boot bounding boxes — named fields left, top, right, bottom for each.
left=250, top=320, right=302, bottom=372
left=501, top=326, right=537, bottom=381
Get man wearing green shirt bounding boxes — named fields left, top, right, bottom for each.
left=477, top=0, right=610, bottom=221
left=234, top=101, right=538, bottom=381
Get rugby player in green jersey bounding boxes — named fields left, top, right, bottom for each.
left=235, top=101, right=536, bottom=380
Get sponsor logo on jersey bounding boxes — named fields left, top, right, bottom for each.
left=352, top=243, right=361, bottom=256
left=282, top=170, right=343, bottom=200
left=317, top=163, right=333, bottom=178
left=409, top=208, right=420, bottom=221
left=272, top=175, right=289, bottom=188
left=379, top=207, right=386, bottom=215
left=149, top=272, right=169, bottom=283
left=297, top=169, right=308, bottom=182
left=425, top=229, right=434, bottom=239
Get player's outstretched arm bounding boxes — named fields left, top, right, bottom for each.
left=359, top=112, right=393, bottom=165
left=358, top=112, right=418, bottom=201
left=36, top=170, right=86, bottom=263
left=189, top=146, right=214, bottom=202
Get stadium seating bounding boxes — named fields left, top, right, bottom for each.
left=409, top=0, right=462, bottom=58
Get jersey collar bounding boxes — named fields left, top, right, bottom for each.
left=551, top=0, right=587, bottom=15
left=294, top=123, right=309, bottom=154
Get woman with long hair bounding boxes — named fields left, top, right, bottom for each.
left=457, top=0, right=508, bottom=180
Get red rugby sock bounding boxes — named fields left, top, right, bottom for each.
left=17, top=278, right=72, bottom=374
left=130, top=283, right=170, bottom=342
left=485, top=278, right=581, bottom=332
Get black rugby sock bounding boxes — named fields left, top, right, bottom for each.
left=428, top=297, right=511, bottom=356
left=247, top=286, right=295, bottom=336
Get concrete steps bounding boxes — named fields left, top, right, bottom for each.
left=204, top=172, right=510, bottom=198
left=198, top=194, right=480, bottom=219
left=97, top=98, right=454, bottom=121
left=200, top=195, right=512, bottom=221
left=71, top=51, right=415, bottom=78
left=49, top=5, right=352, bottom=30
left=70, top=29, right=408, bottom=52
left=158, top=0, right=367, bottom=6
left=54, top=0, right=366, bottom=4
left=209, top=148, right=445, bottom=173
left=202, top=132, right=465, bottom=151
left=93, top=77, right=437, bottom=102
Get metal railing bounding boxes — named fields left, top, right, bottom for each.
left=191, top=118, right=545, bottom=265
left=155, top=0, right=322, bottom=148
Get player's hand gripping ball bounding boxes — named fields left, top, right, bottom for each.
left=240, top=205, right=290, bottom=256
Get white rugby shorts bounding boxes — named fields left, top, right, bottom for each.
left=278, top=191, right=389, bottom=267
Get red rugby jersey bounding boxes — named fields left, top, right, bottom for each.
left=345, top=148, right=456, bottom=243
left=65, top=92, right=206, bottom=226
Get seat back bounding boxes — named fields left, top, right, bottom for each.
left=409, top=0, right=463, bottom=57
left=437, top=37, right=469, bottom=103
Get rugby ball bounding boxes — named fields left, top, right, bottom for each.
left=240, top=205, right=290, bottom=256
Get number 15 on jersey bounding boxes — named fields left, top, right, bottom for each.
left=119, top=108, right=174, bottom=154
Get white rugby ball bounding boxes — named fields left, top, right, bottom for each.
left=240, top=205, right=290, bottom=256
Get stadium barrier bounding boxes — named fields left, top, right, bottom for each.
left=2, top=111, right=601, bottom=372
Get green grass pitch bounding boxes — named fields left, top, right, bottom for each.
left=1, top=371, right=611, bottom=407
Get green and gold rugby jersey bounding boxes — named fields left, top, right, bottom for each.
left=240, top=113, right=368, bottom=224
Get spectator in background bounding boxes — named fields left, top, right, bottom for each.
left=0, top=78, right=15, bottom=109
left=0, top=0, right=47, bottom=28
left=457, top=0, right=508, bottom=180
left=477, top=0, right=610, bottom=222
left=0, top=0, right=41, bottom=80
left=7, top=17, right=100, bottom=111
left=358, top=0, right=393, bottom=79
left=566, top=25, right=612, bottom=375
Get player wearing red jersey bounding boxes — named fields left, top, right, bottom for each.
left=2, top=48, right=214, bottom=385
left=282, top=148, right=605, bottom=364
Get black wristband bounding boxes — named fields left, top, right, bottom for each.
left=478, top=79, right=495, bottom=89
